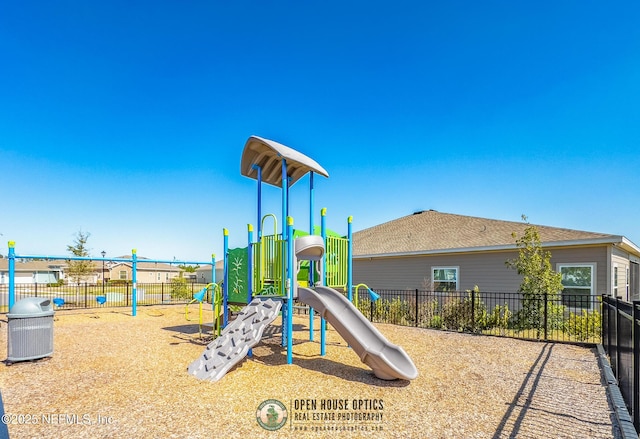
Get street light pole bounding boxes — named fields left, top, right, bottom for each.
left=101, top=250, right=106, bottom=295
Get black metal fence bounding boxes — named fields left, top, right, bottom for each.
left=3, top=285, right=603, bottom=346
left=353, top=289, right=602, bottom=344
left=0, top=282, right=211, bottom=311
left=602, top=295, right=639, bottom=431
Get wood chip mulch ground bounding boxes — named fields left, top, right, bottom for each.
left=0, top=305, right=622, bottom=438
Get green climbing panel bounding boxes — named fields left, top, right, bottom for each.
left=227, top=247, right=249, bottom=304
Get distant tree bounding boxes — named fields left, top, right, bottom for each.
left=506, top=216, right=564, bottom=337
left=178, top=264, right=200, bottom=273
left=66, top=230, right=96, bottom=285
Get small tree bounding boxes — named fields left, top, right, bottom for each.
left=178, top=264, right=200, bottom=273
left=506, top=216, right=564, bottom=337
left=66, top=230, right=96, bottom=285
left=170, top=273, right=191, bottom=300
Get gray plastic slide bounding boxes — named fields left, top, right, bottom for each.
left=187, top=297, right=282, bottom=382
left=297, top=286, right=418, bottom=380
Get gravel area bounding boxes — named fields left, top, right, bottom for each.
left=0, top=305, right=621, bottom=438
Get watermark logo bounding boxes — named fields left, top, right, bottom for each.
left=256, top=399, right=287, bottom=431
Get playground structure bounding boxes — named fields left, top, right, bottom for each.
left=2, top=136, right=417, bottom=381
left=188, top=136, right=418, bottom=381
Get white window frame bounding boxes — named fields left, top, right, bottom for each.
left=557, top=263, right=596, bottom=310
left=119, top=270, right=127, bottom=280
left=431, top=266, right=459, bottom=292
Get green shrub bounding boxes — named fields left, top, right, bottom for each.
left=108, top=279, right=132, bottom=285
left=429, top=315, right=443, bottom=329
left=170, top=276, right=191, bottom=300
left=441, top=287, right=488, bottom=332
left=386, top=297, right=412, bottom=325
left=566, top=309, right=601, bottom=342
left=479, top=303, right=512, bottom=335
left=419, top=298, right=440, bottom=328
left=357, top=297, right=411, bottom=326
left=547, top=302, right=567, bottom=331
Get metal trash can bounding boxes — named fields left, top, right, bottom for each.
left=7, top=297, right=54, bottom=362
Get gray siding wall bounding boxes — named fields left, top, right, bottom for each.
left=353, top=245, right=611, bottom=294
left=611, top=247, right=631, bottom=301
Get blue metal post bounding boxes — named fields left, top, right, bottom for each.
left=320, top=208, right=327, bottom=356
left=281, top=158, right=288, bottom=301
left=347, top=216, right=353, bottom=302
left=281, top=159, right=288, bottom=240
left=132, top=249, right=137, bottom=317
left=8, top=241, right=15, bottom=310
left=281, top=158, right=289, bottom=349
left=247, top=224, right=253, bottom=303
left=253, top=164, right=263, bottom=240
left=247, top=224, right=254, bottom=358
left=211, top=254, right=216, bottom=308
left=223, top=228, right=229, bottom=327
left=287, top=216, right=294, bottom=365
left=309, top=173, right=315, bottom=340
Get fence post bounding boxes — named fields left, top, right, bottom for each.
left=126, top=283, right=130, bottom=307
left=415, top=289, right=419, bottom=327
left=8, top=241, right=15, bottom=310
left=607, top=296, right=615, bottom=356
left=161, top=283, right=164, bottom=303
left=602, top=295, right=607, bottom=352
left=471, top=288, right=476, bottom=332
left=34, top=282, right=38, bottom=297
left=370, top=298, right=374, bottom=322
left=633, top=300, right=640, bottom=431
left=633, top=301, right=640, bottom=430
left=615, top=296, right=621, bottom=377
left=543, top=292, right=548, bottom=341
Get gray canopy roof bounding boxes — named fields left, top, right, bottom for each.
left=240, top=136, right=329, bottom=187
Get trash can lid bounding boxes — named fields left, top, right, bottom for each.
left=8, top=297, right=55, bottom=318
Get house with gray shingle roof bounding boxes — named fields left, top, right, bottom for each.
left=352, top=210, right=640, bottom=304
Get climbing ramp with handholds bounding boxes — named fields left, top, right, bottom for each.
left=187, top=297, right=282, bottom=382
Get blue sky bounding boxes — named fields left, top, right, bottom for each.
left=1, top=1, right=639, bottom=262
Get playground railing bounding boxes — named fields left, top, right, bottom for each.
left=325, top=236, right=348, bottom=288
left=252, top=235, right=286, bottom=296
left=0, top=282, right=211, bottom=312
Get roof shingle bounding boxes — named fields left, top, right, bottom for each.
left=353, top=210, right=614, bottom=256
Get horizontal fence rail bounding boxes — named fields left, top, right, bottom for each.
left=0, top=282, right=211, bottom=311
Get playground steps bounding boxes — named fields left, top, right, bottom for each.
left=187, top=297, right=282, bottom=382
